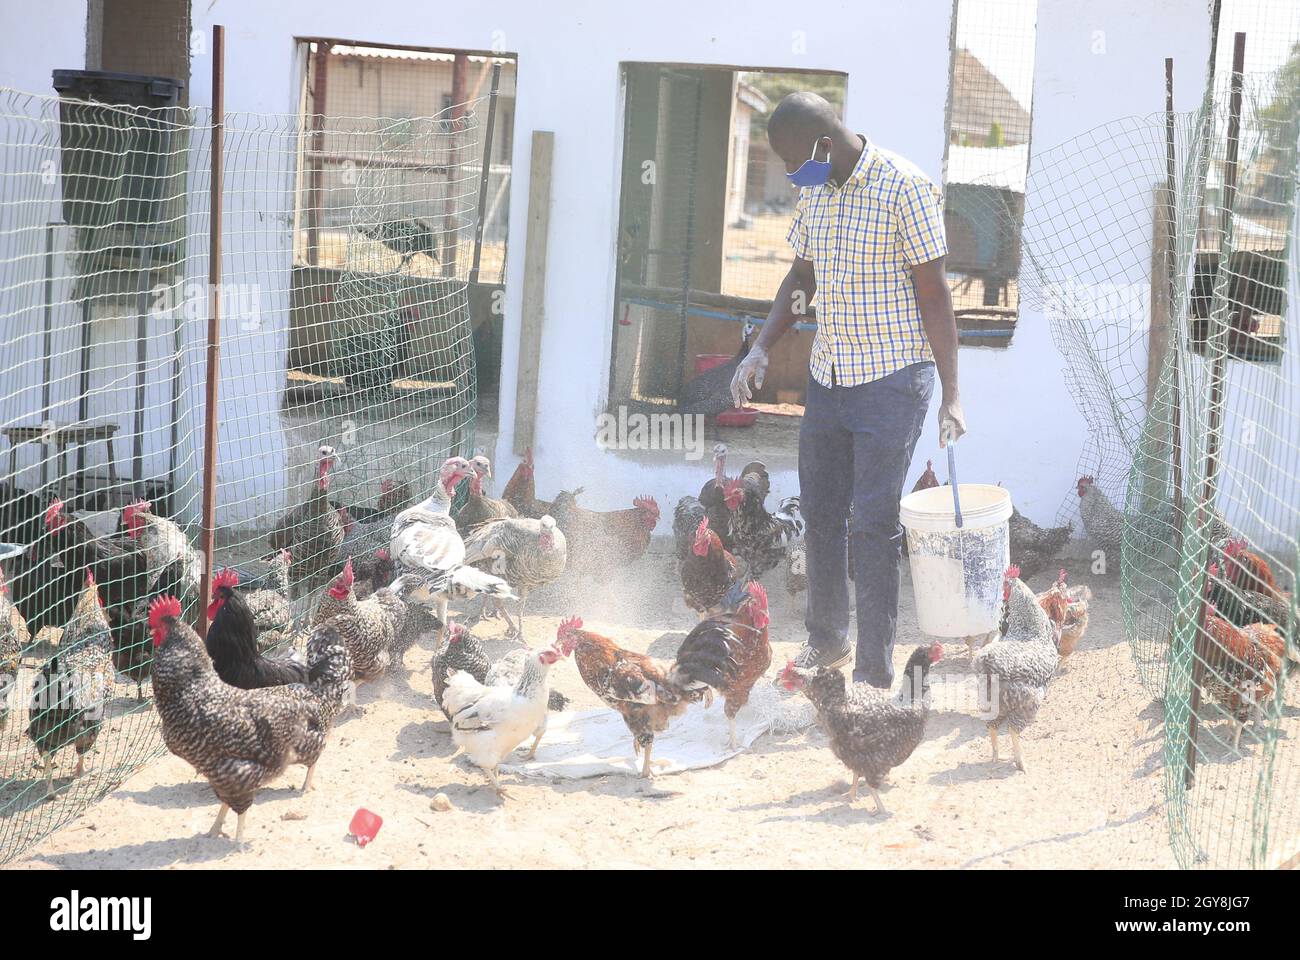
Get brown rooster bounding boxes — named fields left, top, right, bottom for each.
left=1199, top=605, right=1287, bottom=751
left=1220, top=538, right=1284, bottom=601
left=550, top=491, right=660, bottom=575
left=1037, top=569, right=1092, bottom=664
left=670, top=580, right=771, bottom=749
left=500, top=447, right=553, bottom=519
left=678, top=515, right=739, bottom=617
left=557, top=616, right=708, bottom=778
left=269, top=445, right=345, bottom=594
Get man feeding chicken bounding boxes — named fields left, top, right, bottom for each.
left=731, top=92, right=964, bottom=688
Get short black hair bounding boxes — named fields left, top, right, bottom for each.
left=767, top=91, right=841, bottom=146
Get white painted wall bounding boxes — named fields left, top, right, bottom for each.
left=953, top=0, right=1214, bottom=528
left=2, top=0, right=1236, bottom=536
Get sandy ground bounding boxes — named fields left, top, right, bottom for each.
left=8, top=548, right=1179, bottom=870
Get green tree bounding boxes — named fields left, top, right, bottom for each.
left=1259, top=42, right=1300, bottom=150
left=986, top=120, right=1005, bottom=148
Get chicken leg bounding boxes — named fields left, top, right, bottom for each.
left=727, top=715, right=739, bottom=751
left=207, top=803, right=230, bottom=838
left=483, top=765, right=512, bottom=799
left=301, top=763, right=316, bottom=792
left=844, top=774, right=861, bottom=802
left=988, top=725, right=1000, bottom=762
left=73, top=754, right=85, bottom=777
left=1009, top=729, right=1026, bottom=772
left=868, top=786, right=887, bottom=816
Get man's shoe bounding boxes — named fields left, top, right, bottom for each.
left=791, top=641, right=852, bottom=671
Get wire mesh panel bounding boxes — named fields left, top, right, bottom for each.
left=1010, top=41, right=1300, bottom=867
left=0, top=84, right=488, bottom=864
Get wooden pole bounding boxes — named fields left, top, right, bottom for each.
left=1165, top=59, right=1184, bottom=549
left=442, top=54, right=470, bottom=279
left=198, top=24, right=225, bottom=638
left=1186, top=31, right=1246, bottom=788
left=306, top=41, right=329, bottom=267
left=512, top=131, right=554, bottom=457
left=468, top=63, right=502, bottom=286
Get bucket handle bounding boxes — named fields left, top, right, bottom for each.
left=947, top=444, right=963, bottom=528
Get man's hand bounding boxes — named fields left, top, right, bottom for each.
left=938, top=396, right=966, bottom=448
left=730, top=345, right=769, bottom=407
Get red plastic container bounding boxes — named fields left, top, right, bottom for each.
left=694, top=353, right=733, bottom=374
left=349, top=808, right=383, bottom=847
left=716, top=406, right=760, bottom=428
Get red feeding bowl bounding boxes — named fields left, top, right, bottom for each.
left=716, top=406, right=760, bottom=427
left=349, top=808, right=383, bottom=846
left=694, top=353, right=733, bottom=374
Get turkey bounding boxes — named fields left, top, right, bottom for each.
left=677, top=321, right=755, bottom=416
left=269, top=446, right=346, bottom=595
left=389, top=457, right=516, bottom=646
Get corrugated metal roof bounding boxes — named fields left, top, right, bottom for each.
left=327, top=44, right=513, bottom=65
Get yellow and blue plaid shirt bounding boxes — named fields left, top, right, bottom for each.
left=787, top=138, right=947, bottom=387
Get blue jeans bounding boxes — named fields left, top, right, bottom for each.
left=799, top=361, right=935, bottom=687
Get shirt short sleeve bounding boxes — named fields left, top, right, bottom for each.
left=897, top=177, right=948, bottom=266
left=786, top=191, right=812, bottom=260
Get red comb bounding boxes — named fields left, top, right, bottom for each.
left=1209, top=562, right=1220, bottom=576
left=779, top=660, right=800, bottom=690
left=148, top=594, right=182, bottom=629
left=213, top=568, right=239, bottom=591
left=1005, top=564, right=1021, bottom=580
left=746, top=581, right=768, bottom=610
left=375, top=548, right=390, bottom=561
left=381, top=479, right=394, bottom=493
left=280, top=549, right=293, bottom=564
left=1057, top=568, right=1068, bottom=585
left=44, top=499, right=64, bottom=526
left=340, top=557, right=355, bottom=584
left=695, top=516, right=709, bottom=534
left=558, top=615, right=583, bottom=635
left=84, top=567, right=96, bottom=588
left=634, top=495, right=658, bottom=510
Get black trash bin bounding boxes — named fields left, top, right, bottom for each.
left=51, top=70, right=186, bottom=242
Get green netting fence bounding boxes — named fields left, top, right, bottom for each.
left=1002, top=56, right=1299, bottom=867
left=0, top=83, right=493, bottom=863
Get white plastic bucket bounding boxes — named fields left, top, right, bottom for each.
left=900, top=483, right=1012, bottom=637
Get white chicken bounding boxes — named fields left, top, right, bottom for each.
left=442, top=643, right=569, bottom=797
left=389, top=456, right=516, bottom=644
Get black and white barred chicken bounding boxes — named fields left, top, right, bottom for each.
left=0, top=567, right=30, bottom=729
left=322, top=577, right=410, bottom=686
left=389, top=457, right=516, bottom=646
left=731, top=462, right=804, bottom=581
left=1007, top=506, right=1072, bottom=580
left=149, top=595, right=350, bottom=842
left=27, top=571, right=115, bottom=795
left=781, top=642, right=942, bottom=815
left=121, top=499, right=203, bottom=613
left=973, top=568, right=1060, bottom=772
left=431, top=621, right=490, bottom=720
left=461, top=513, right=567, bottom=643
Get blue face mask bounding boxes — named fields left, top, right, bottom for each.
left=787, top=137, right=832, bottom=187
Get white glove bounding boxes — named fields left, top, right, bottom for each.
left=730, top=346, right=769, bottom=408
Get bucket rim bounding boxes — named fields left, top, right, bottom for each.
left=900, top=483, right=1012, bottom=530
